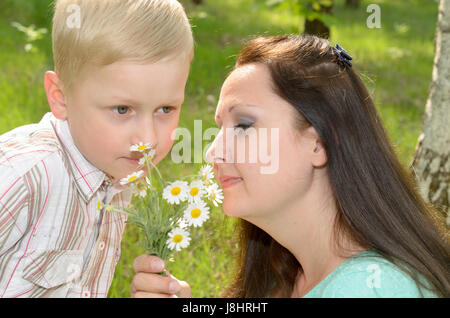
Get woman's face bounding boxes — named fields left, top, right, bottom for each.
left=206, top=63, right=323, bottom=221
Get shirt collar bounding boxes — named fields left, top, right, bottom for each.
left=46, top=113, right=111, bottom=202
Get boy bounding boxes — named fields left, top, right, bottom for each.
left=0, top=0, right=193, bottom=297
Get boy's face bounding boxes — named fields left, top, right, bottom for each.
left=51, top=55, right=191, bottom=182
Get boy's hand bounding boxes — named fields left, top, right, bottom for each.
left=130, top=255, right=192, bottom=298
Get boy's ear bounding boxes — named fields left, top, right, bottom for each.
left=44, top=71, right=68, bottom=120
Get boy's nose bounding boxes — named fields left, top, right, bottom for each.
left=132, top=120, right=157, bottom=148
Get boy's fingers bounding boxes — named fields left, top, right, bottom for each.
left=132, top=254, right=165, bottom=273
left=131, top=272, right=181, bottom=295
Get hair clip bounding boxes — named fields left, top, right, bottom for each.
left=332, top=44, right=353, bottom=67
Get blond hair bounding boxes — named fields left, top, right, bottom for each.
left=52, top=0, right=193, bottom=95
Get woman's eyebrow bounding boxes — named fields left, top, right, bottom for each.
left=215, top=105, right=235, bottom=123
left=230, top=104, right=260, bottom=112
left=216, top=103, right=259, bottom=121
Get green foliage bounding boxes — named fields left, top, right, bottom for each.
left=256, top=0, right=336, bottom=29
left=126, top=185, right=178, bottom=261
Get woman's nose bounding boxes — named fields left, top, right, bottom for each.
left=205, top=129, right=226, bottom=164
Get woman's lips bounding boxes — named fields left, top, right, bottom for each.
left=220, top=177, right=243, bottom=189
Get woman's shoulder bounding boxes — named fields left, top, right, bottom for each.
left=304, top=250, right=438, bottom=298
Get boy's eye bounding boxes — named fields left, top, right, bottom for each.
left=113, top=106, right=129, bottom=115
left=157, top=106, right=174, bottom=114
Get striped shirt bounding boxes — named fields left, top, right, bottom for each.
left=0, top=112, right=132, bottom=298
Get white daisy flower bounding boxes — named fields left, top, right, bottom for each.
left=183, top=201, right=210, bottom=227
left=119, top=170, right=145, bottom=186
left=163, top=181, right=188, bottom=205
left=130, top=142, right=153, bottom=153
left=168, top=217, right=189, bottom=230
left=166, top=228, right=191, bottom=251
left=177, top=218, right=189, bottom=229
left=205, top=183, right=224, bottom=207
left=198, top=164, right=215, bottom=184
left=187, top=180, right=205, bottom=203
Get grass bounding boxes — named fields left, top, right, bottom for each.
left=0, top=0, right=439, bottom=297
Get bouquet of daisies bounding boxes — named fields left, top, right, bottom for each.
left=100, top=142, right=223, bottom=263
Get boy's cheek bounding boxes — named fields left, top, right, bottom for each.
left=152, top=120, right=180, bottom=165
left=156, top=137, right=176, bottom=164
left=153, top=136, right=175, bottom=165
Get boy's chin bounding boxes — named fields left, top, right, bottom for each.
left=103, top=170, right=124, bottom=183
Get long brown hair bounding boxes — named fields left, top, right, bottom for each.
left=222, top=35, right=450, bottom=298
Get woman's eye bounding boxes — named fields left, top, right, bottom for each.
left=157, top=106, right=174, bottom=114
left=113, top=106, right=129, bottom=115
left=234, top=122, right=253, bottom=130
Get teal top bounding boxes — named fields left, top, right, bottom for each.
left=303, top=250, right=438, bottom=298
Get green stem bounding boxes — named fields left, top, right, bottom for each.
left=111, top=206, right=137, bottom=217
left=182, top=174, right=200, bottom=180
left=148, top=159, right=165, bottom=187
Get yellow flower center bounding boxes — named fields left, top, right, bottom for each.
left=173, top=234, right=183, bottom=243
left=128, top=176, right=137, bottom=182
left=97, top=201, right=102, bottom=210
left=190, top=187, right=199, bottom=196
left=190, top=208, right=201, bottom=219
left=171, top=186, right=181, bottom=196
left=137, top=145, right=147, bottom=151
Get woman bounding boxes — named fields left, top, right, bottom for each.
left=130, top=35, right=449, bottom=298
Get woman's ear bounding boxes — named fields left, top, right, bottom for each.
left=312, top=138, right=327, bottom=168
left=44, top=71, right=68, bottom=120
left=303, top=125, right=328, bottom=168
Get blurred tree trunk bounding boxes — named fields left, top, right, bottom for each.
left=412, top=0, right=450, bottom=228
left=192, top=0, right=203, bottom=4
left=304, top=0, right=334, bottom=39
left=345, top=0, right=360, bottom=8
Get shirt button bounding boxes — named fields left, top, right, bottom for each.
left=82, top=291, right=91, bottom=298
left=99, top=241, right=105, bottom=250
